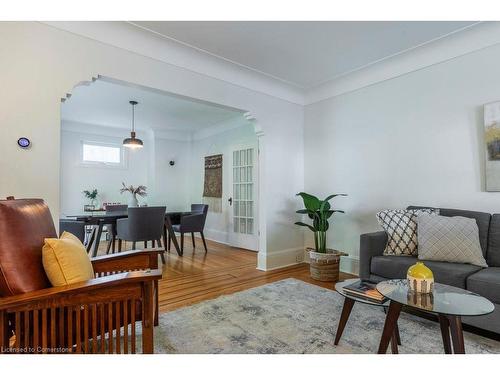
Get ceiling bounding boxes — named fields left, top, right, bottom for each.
left=61, top=79, right=243, bottom=132
left=132, top=21, right=477, bottom=88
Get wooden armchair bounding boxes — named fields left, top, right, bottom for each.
left=0, top=198, right=163, bottom=354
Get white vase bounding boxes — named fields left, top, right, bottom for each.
left=128, top=194, right=138, bottom=207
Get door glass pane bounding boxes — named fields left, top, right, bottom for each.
left=241, top=218, right=247, bottom=234
left=247, top=219, right=254, bottom=235
left=234, top=218, right=239, bottom=233
left=247, top=202, right=253, bottom=218
left=240, top=201, right=246, bottom=217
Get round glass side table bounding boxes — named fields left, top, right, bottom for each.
left=335, top=279, right=401, bottom=353
left=376, top=279, right=495, bottom=354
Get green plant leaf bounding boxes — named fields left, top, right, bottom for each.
left=296, top=192, right=320, bottom=211
left=294, top=221, right=316, bottom=232
left=324, top=193, right=348, bottom=202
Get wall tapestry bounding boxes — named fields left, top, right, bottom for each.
left=484, top=102, right=500, bottom=191
left=203, top=154, right=223, bottom=212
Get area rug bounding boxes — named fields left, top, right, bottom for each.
left=150, top=278, right=500, bottom=354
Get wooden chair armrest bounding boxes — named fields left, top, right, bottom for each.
left=91, top=249, right=164, bottom=275
left=0, top=269, right=162, bottom=311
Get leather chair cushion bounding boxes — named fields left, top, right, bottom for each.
left=0, top=199, right=55, bottom=296
left=467, top=267, right=500, bottom=304
left=371, top=255, right=482, bottom=288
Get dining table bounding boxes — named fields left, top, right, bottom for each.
left=65, top=210, right=195, bottom=257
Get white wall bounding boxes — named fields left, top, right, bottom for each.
left=304, top=42, right=500, bottom=275
left=189, top=118, right=258, bottom=245
left=60, top=123, right=149, bottom=215
left=151, top=135, right=191, bottom=211
left=0, top=22, right=304, bottom=271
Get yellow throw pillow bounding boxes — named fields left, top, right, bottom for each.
left=42, top=231, right=95, bottom=286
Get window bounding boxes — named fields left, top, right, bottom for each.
left=81, top=142, right=125, bottom=167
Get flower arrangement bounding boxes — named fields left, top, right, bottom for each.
left=120, top=183, right=147, bottom=197
left=120, top=182, right=147, bottom=207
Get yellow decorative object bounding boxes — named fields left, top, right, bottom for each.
left=407, top=261, right=434, bottom=294
left=42, top=231, right=95, bottom=286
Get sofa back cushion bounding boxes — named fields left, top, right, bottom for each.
left=407, top=206, right=491, bottom=257
left=0, top=199, right=55, bottom=296
left=487, top=214, right=500, bottom=266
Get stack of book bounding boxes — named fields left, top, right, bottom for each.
left=342, top=280, right=387, bottom=304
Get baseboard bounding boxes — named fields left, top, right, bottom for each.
left=257, top=247, right=305, bottom=271
left=192, top=229, right=230, bottom=246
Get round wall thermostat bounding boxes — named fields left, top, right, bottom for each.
left=17, top=137, right=31, bottom=149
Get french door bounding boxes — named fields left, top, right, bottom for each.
left=228, top=145, right=258, bottom=251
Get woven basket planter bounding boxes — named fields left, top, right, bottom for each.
left=307, top=248, right=347, bottom=282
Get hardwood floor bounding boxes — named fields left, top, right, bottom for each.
left=97, top=236, right=354, bottom=313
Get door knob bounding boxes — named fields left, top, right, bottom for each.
left=228, top=197, right=233, bottom=206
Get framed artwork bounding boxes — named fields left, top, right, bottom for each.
left=484, top=101, right=500, bottom=191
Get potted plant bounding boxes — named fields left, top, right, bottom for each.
left=82, top=189, right=99, bottom=211
left=120, top=182, right=147, bottom=207
left=295, top=192, right=347, bottom=281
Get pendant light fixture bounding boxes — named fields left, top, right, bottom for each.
left=123, top=100, right=143, bottom=149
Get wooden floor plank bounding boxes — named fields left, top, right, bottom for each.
left=96, top=237, right=354, bottom=313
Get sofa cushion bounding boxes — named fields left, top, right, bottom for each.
left=466, top=267, right=500, bottom=304
left=376, top=208, right=438, bottom=256
left=417, top=214, right=487, bottom=267
left=370, top=255, right=482, bottom=288
left=487, top=214, right=500, bottom=266
left=407, top=206, right=491, bottom=256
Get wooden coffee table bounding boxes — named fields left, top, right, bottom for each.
left=334, top=278, right=401, bottom=353
left=376, top=279, right=495, bottom=354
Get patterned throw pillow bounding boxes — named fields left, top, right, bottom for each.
left=417, top=214, right=488, bottom=267
left=376, top=209, right=439, bottom=256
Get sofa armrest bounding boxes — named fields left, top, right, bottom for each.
left=359, top=231, right=387, bottom=280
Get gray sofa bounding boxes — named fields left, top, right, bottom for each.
left=359, top=206, right=500, bottom=335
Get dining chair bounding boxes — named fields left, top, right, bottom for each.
left=59, top=218, right=86, bottom=243
left=170, top=204, right=209, bottom=253
left=116, top=206, right=166, bottom=263
left=105, top=204, right=128, bottom=254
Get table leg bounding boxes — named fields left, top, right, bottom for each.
left=378, top=301, right=402, bottom=354
left=165, top=216, right=182, bottom=256
left=448, top=315, right=465, bottom=354
left=86, top=226, right=96, bottom=254
left=390, top=329, right=399, bottom=354
left=395, top=322, right=401, bottom=345
left=92, top=222, right=104, bottom=257
left=334, top=297, right=355, bottom=345
left=438, top=314, right=452, bottom=354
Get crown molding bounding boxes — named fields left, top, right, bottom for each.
left=61, top=120, right=131, bottom=138
left=41, top=21, right=305, bottom=105
left=43, top=21, right=500, bottom=107
left=305, top=22, right=500, bottom=105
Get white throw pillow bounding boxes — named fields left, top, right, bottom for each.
left=417, top=214, right=488, bottom=267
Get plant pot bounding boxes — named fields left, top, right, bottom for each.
left=128, top=194, right=138, bottom=207
left=307, top=248, right=347, bottom=282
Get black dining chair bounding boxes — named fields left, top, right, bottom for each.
left=105, top=204, right=128, bottom=254
left=59, top=219, right=86, bottom=242
left=170, top=204, right=209, bottom=253
left=116, top=206, right=167, bottom=263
